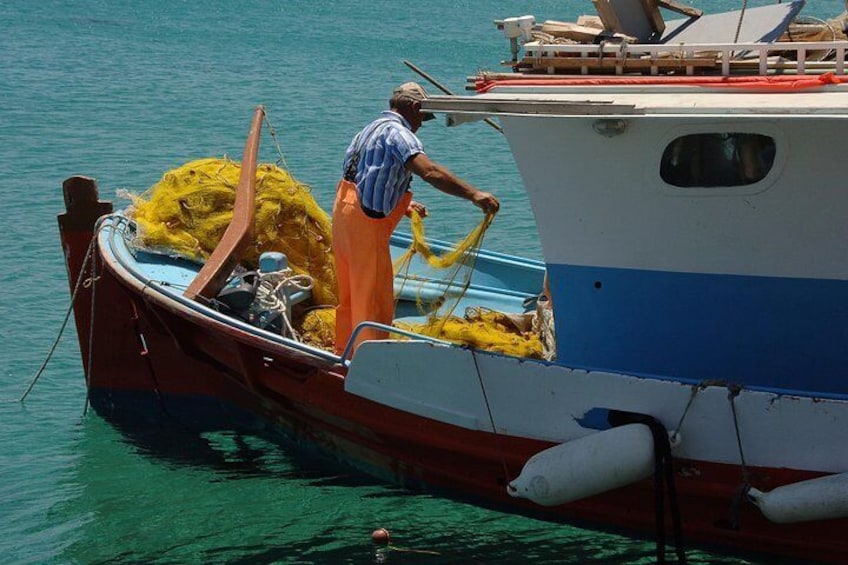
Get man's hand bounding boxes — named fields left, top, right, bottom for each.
left=472, top=191, right=500, bottom=215
left=406, top=153, right=499, bottom=215
left=406, top=200, right=428, bottom=218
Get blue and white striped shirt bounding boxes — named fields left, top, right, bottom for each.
left=343, top=111, right=424, bottom=216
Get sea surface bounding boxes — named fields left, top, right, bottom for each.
left=1, top=1, right=844, bottom=563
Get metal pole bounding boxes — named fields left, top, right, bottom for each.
left=403, top=60, right=504, bottom=134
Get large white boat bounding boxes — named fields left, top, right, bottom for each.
left=59, top=1, right=848, bottom=562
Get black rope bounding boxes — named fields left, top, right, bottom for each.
left=727, top=384, right=748, bottom=479
left=725, top=383, right=753, bottom=531
left=470, top=348, right=512, bottom=488
left=609, top=410, right=688, bottom=565
left=734, top=0, right=748, bottom=44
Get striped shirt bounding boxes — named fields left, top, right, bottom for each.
left=343, top=111, right=424, bottom=216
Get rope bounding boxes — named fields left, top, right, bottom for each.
left=608, top=411, right=687, bottom=564
left=470, top=348, right=512, bottom=487
left=263, top=112, right=290, bottom=171
left=82, top=232, right=100, bottom=416
left=727, top=384, right=748, bottom=478
left=128, top=297, right=169, bottom=416
left=734, top=0, right=748, bottom=44
left=670, top=381, right=709, bottom=444
left=253, top=270, right=315, bottom=339
left=725, top=383, right=753, bottom=532
left=19, top=226, right=101, bottom=402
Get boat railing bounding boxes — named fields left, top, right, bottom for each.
left=519, top=40, right=847, bottom=76
left=340, top=322, right=451, bottom=364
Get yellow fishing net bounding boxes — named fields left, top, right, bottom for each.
left=394, top=211, right=494, bottom=270
left=390, top=211, right=548, bottom=359
left=128, top=158, right=548, bottom=359
left=126, top=158, right=337, bottom=306
left=396, top=307, right=544, bottom=358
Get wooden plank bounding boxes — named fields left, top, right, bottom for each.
left=576, top=15, right=604, bottom=29
left=522, top=55, right=718, bottom=71
left=639, top=0, right=666, bottom=34
left=592, top=0, right=624, bottom=33
left=657, top=0, right=702, bottom=18
left=541, top=20, right=607, bottom=43
left=184, top=106, right=265, bottom=302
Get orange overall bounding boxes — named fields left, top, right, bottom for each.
left=332, top=179, right=412, bottom=354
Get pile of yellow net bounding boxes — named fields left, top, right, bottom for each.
left=397, top=307, right=544, bottom=358
left=127, top=158, right=547, bottom=359
left=127, top=158, right=337, bottom=306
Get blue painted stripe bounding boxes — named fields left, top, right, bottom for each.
left=548, top=264, right=848, bottom=396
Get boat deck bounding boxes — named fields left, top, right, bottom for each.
left=113, top=217, right=545, bottom=346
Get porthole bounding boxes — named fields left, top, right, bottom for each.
left=660, top=133, right=776, bottom=188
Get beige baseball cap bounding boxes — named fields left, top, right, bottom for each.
left=393, top=82, right=436, bottom=121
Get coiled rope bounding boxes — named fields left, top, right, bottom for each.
left=253, top=269, right=314, bottom=339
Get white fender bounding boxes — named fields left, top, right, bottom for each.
left=508, top=423, right=655, bottom=506
left=748, top=472, right=848, bottom=524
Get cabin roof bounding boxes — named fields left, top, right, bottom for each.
left=424, top=88, right=848, bottom=118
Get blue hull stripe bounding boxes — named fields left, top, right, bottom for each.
left=548, top=264, right=848, bottom=396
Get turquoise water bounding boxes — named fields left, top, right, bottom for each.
left=2, top=1, right=844, bottom=563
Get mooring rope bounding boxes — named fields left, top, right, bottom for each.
left=727, top=384, right=748, bottom=478
left=722, top=383, right=754, bottom=531
left=82, top=233, right=100, bottom=417
left=470, top=348, right=512, bottom=487
left=608, top=410, right=687, bottom=564
left=19, top=224, right=102, bottom=403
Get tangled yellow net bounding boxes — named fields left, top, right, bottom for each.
left=389, top=211, right=548, bottom=359
left=127, top=158, right=337, bottom=306
left=394, top=211, right=494, bottom=270
left=396, top=308, right=544, bottom=358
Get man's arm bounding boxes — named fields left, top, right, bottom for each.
left=406, top=153, right=499, bottom=215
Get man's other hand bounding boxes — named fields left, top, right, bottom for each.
left=406, top=200, right=428, bottom=218
left=472, top=191, right=500, bottom=215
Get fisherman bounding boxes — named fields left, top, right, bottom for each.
left=332, top=81, right=499, bottom=354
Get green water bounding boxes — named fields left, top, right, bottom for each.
left=2, top=1, right=844, bottom=562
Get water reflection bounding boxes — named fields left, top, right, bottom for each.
left=47, top=415, right=791, bottom=564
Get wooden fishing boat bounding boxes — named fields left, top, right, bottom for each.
left=59, top=1, right=848, bottom=562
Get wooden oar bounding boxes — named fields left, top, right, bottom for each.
left=184, top=105, right=265, bottom=301
left=403, top=60, right=504, bottom=134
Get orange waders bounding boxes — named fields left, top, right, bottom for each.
left=332, top=179, right=412, bottom=354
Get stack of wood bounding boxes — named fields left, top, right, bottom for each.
left=518, top=0, right=708, bottom=74
left=537, top=0, right=701, bottom=45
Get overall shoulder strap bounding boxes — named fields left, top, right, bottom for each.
left=344, top=118, right=395, bottom=181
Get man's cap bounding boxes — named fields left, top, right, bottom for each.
left=393, top=82, right=436, bottom=121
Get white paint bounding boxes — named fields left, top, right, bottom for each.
left=345, top=341, right=848, bottom=473
left=498, top=113, right=848, bottom=279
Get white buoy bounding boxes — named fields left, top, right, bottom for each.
left=748, top=472, right=848, bottom=524
left=508, top=423, right=656, bottom=506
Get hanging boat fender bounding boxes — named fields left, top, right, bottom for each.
left=508, top=423, right=657, bottom=506
left=748, top=472, right=848, bottom=524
